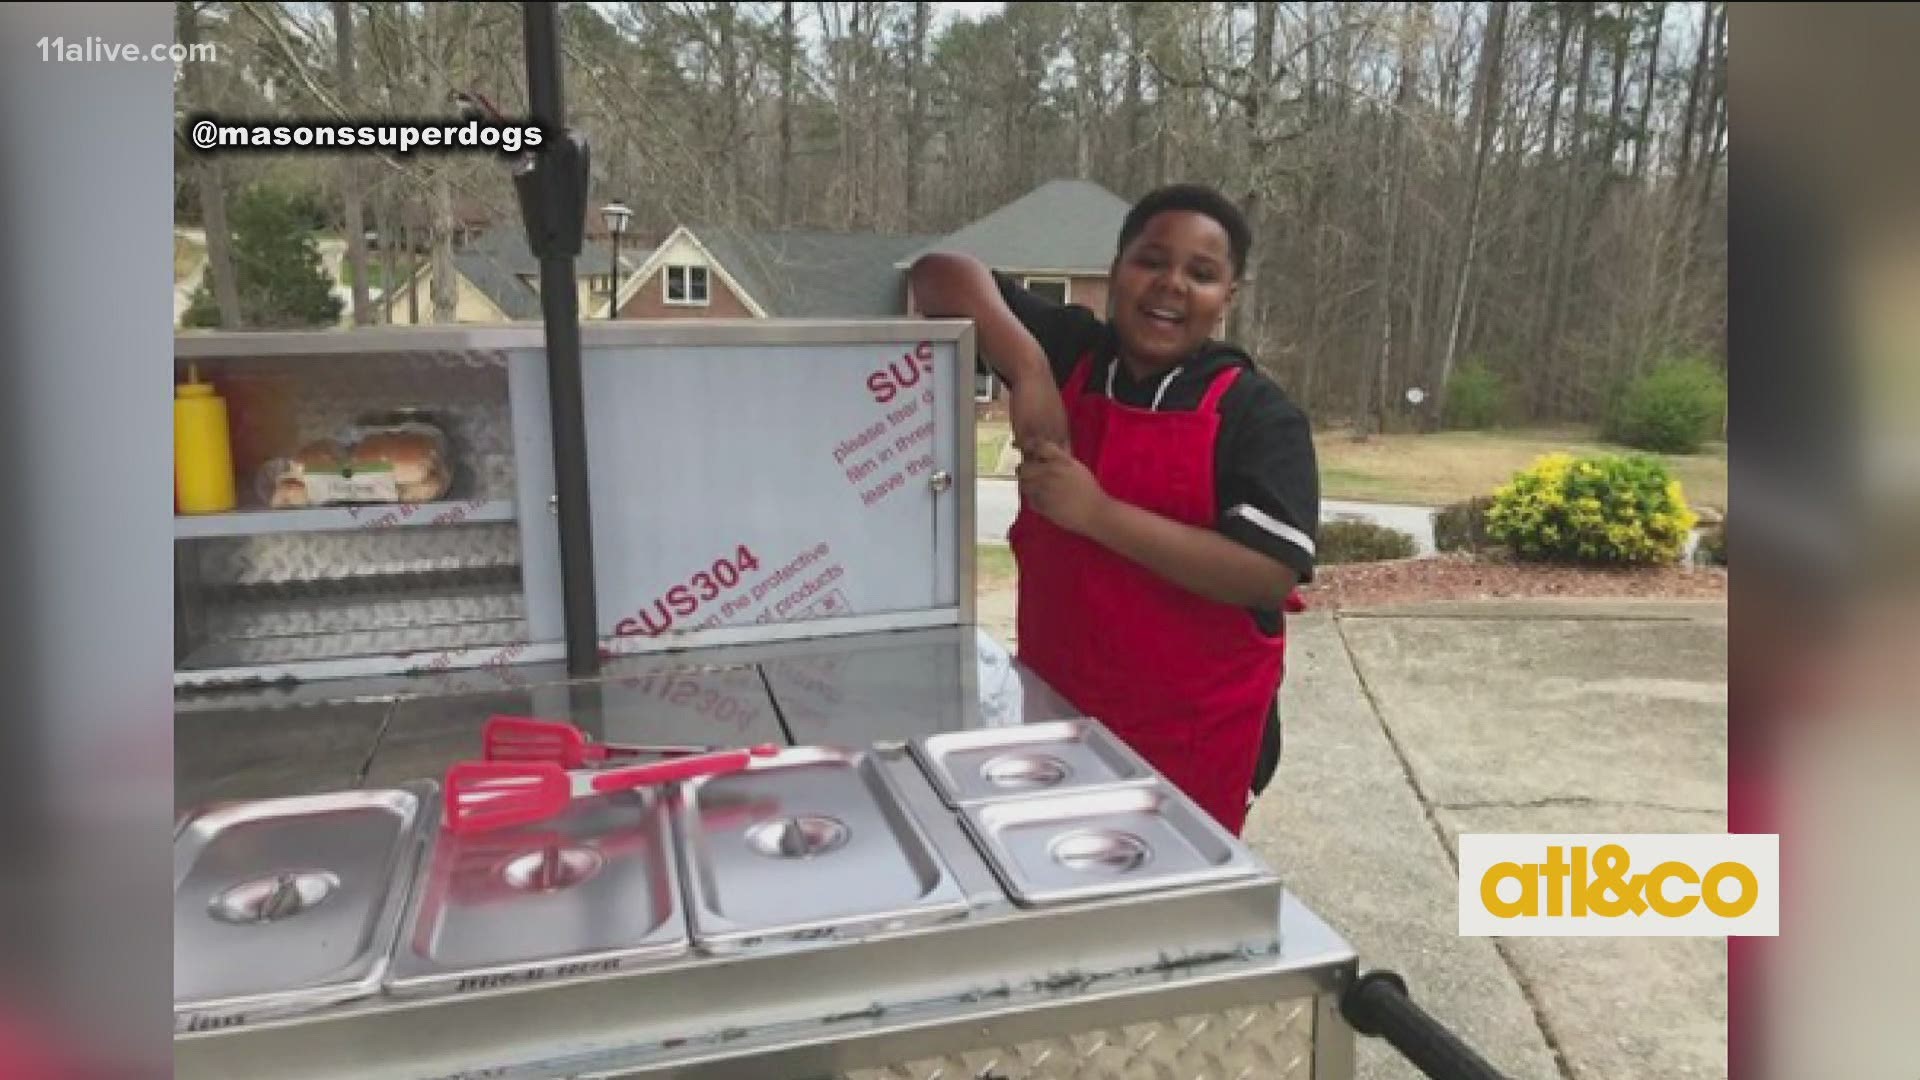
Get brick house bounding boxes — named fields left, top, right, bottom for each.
left=594, top=223, right=942, bottom=323
left=382, top=225, right=647, bottom=324
left=897, top=179, right=1131, bottom=407
left=415, top=179, right=1136, bottom=412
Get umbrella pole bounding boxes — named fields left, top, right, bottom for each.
left=518, top=1, right=600, bottom=677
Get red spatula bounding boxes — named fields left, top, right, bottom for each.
left=483, top=715, right=730, bottom=767
left=444, top=744, right=781, bottom=836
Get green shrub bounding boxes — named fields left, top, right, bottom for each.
left=1697, top=521, right=1727, bottom=566
left=182, top=184, right=344, bottom=330
left=1433, top=496, right=1496, bottom=553
left=1486, top=452, right=1699, bottom=567
left=1442, top=363, right=1508, bottom=430
left=1318, top=520, right=1418, bottom=564
left=1603, top=357, right=1727, bottom=454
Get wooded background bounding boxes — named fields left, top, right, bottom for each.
left=176, top=1, right=1728, bottom=429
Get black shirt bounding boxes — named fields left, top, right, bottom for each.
left=993, top=272, right=1321, bottom=636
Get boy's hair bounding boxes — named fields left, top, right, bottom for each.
left=1117, top=183, right=1252, bottom=279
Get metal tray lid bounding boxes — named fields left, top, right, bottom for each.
left=958, top=780, right=1272, bottom=908
left=174, top=782, right=435, bottom=1024
left=908, top=718, right=1160, bottom=808
left=676, top=747, right=971, bottom=951
left=385, top=787, right=690, bottom=998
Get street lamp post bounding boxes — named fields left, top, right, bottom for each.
left=601, top=201, right=631, bottom=319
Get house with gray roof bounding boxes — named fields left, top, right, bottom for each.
left=587, top=179, right=1132, bottom=403
left=386, top=179, right=1133, bottom=406
left=897, top=178, right=1131, bottom=319
left=595, top=225, right=943, bottom=321
left=383, top=225, right=652, bottom=325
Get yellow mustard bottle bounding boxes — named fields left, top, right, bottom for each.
left=175, top=364, right=237, bottom=514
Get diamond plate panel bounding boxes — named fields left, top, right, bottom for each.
left=846, top=1000, right=1317, bottom=1080
left=181, top=618, right=529, bottom=669
left=188, top=522, right=523, bottom=586
left=182, top=349, right=517, bottom=506
left=181, top=524, right=527, bottom=669
left=199, top=578, right=525, bottom=639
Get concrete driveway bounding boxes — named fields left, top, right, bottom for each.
left=1241, top=599, right=1729, bottom=1080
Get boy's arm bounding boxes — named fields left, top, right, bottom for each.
left=1091, top=499, right=1299, bottom=610
left=1017, top=379, right=1318, bottom=613
left=908, top=253, right=1069, bottom=449
left=1018, top=442, right=1299, bottom=610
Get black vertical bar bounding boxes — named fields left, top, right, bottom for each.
left=609, top=230, right=620, bottom=320
left=522, top=2, right=600, bottom=677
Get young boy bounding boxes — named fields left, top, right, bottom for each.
left=910, top=183, right=1319, bottom=836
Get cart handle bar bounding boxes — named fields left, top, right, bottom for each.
left=1340, top=970, right=1513, bottom=1080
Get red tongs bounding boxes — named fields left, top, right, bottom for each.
left=483, top=715, right=732, bottom=767
left=445, top=743, right=782, bottom=836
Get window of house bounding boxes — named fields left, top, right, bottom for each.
left=1022, top=276, right=1069, bottom=304
left=665, top=264, right=710, bottom=306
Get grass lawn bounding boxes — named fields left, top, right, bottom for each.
left=1314, top=426, right=1728, bottom=509
left=976, top=420, right=1011, bottom=475
left=977, top=542, right=1018, bottom=590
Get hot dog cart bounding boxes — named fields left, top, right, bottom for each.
left=170, top=319, right=1506, bottom=1080
left=172, top=8, right=1512, bottom=1068
left=173, top=653, right=1359, bottom=1080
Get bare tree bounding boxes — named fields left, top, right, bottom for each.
left=717, top=1, right=743, bottom=219
left=779, top=1, right=796, bottom=224
left=1121, top=3, right=1146, bottom=194
left=178, top=1, right=243, bottom=328
left=1631, top=0, right=1665, bottom=182
left=1677, top=0, right=1711, bottom=180
left=333, top=0, right=371, bottom=325
left=1068, top=3, right=1116, bottom=181
left=1436, top=1, right=1507, bottom=418
left=176, top=0, right=1729, bottom=430
left=1538, top=0, right=1596, bottom=414
left=423, top=3, right=458, bottom=324
left=906, top=1, right=930, bottom=219
left=1372, top=2, right=1422, bottom=433
left=1694, top=0, right=1727, bottom=218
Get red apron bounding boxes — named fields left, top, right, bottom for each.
left=1010, top=353, right=1287, bottom=836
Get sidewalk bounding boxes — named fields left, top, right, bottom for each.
left=1243, top=600, right=1729, bottom=1080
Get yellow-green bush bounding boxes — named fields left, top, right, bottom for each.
left=1486, top=453, right=1698, bottom=567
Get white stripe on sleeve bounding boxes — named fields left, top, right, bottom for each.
left=1229, top=504, right=1316, bottom=556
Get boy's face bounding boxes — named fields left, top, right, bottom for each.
left=1109, top=210, right=1238, bottom=370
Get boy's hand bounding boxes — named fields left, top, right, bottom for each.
left=1017, top=441, right=1108, bottom=536
left=1009, top=380, right=1070, bottom=453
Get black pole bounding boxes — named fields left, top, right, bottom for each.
left=1341, top=971, right=1513, bottom=1080
left=609, top=229, right=620, bottom=320
left=520, top=1, right=600, bottom=677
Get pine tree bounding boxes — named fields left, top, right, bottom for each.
left=184, top=185, right=343, bottom=330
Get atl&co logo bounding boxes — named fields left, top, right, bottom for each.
left=1458, top=834, right=1779, bottom=937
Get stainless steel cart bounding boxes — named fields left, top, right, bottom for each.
left=174, top=626, right=1361, bottom=1080
left=174, top=623, right=1520, bottom=1080
left=171, top=69, right=1511, bottom=1070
